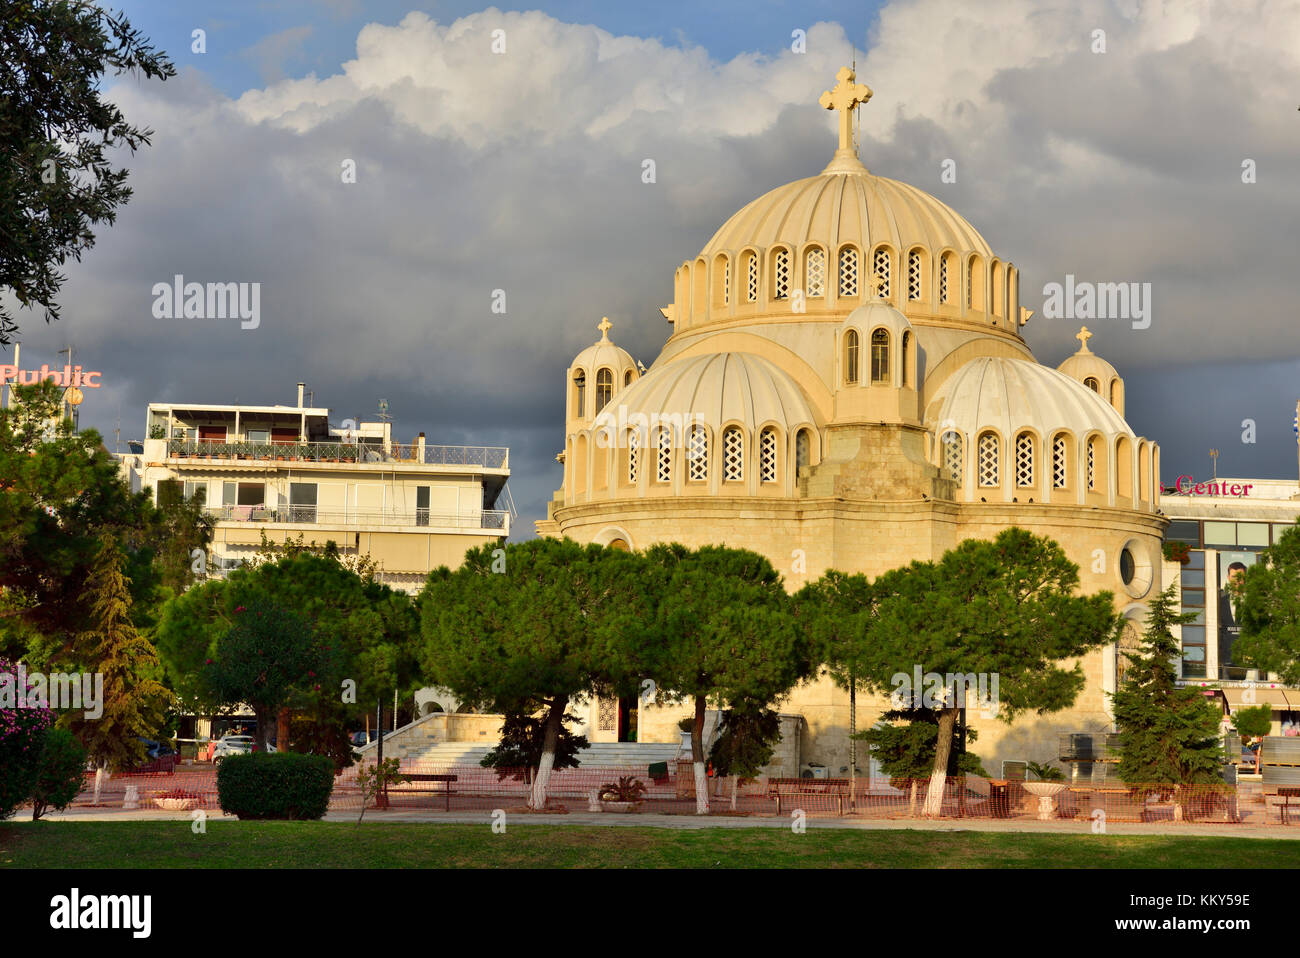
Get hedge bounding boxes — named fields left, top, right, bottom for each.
left=216, top=752, right=334, bottom=820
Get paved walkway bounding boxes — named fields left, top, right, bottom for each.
left=36, top=807, right=1300, bottom=840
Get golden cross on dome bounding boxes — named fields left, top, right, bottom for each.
left=597, top=316, right=612, bottom=342
left=866, top=273, right=887, bottom=299
left=820, top=66, right=872, bottom=153
left=1075, top=326, right=1093, bottom=352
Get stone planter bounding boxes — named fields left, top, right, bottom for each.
left=599, top=801, right=640, bottom=813
left=154, top=797, right=197, bottom=811
left=1022, top=781, right=1067, bottom=820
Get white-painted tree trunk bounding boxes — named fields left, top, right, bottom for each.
left=92, top=764, right=107, bottom=806
left=908, top=780, right=918, bottom=817
left=691, top=694, right=709, bottom=814
left=530, top=750, right=556, bottom=809
left=730, top=774, right=739, bottom=811
left=693, top=761, right=709, bottom=814
left=528, top=695, right=567, bottom=810
left=922, top=707, right=959, bottom=818
left=921, top=767, right=948, bottom=817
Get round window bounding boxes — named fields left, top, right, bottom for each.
left=1117, top=539, right=1154, bottom=598
left=1120, top=548, right=1136, bottom=585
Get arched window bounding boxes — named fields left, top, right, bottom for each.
left=722, top=427, right=744, bottom=481
left=760, top=428, right=778, bottom=483
left=1052, top=434, right=1068, bottom=488
left=687, top=425, right=709, bottom=481
left=908, top=249, right=922, bottom=301
left=1087, top=437, right=1098, bottom=490
left=941, top=431, right=963, bottom=482
left=796, top=430, right=812, bottom=472
left=901, top=331, right=911, bottom=387
left=572, top=370, right=586, bottom=418
left=745, top=252, right=758, bottom=303
left=992, top=261, right=1005, bottom=316
left=870, top=328, right=890, bottom=384
left=714, top=255, right=730, bottom=307
left=844, top=330, right=860, bottom=385
left=940, top=253, right=954, bottom=304
left=595, top=368, right=613, bottom=413
left=772, top=248, right=790, bottom=300
left=627, top=429, right=639, bottom=484
left=978, top=432, right=999, bottom=487
left=1015, top=432, right=1034, bottom=487
left=1110, top=379, right=1121, bottom=406
left=656, top=426, right=672, bottom=483
left=873, top=248, right=891, bottom=299
left=806, top=247, right=826, bottom=298
left=838, top=247, right=858, bottom=298
left=624, top=369, right=634, bottom=387
left=1084, top=377, right=1099, bottom=393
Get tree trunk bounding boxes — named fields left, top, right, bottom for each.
left=908, top=779, right=918, bottom=817
left=92, top=762, right=107, bottom=806
left=691, top=694, right=709, bottom=814
left=922, top=707, right=958, bottom=817
left=730, top=774, right=739, bottom=811
left=254, top=707, right=275, bottom=753
left=529, top=694, right=567, bottom=810
left=276, top=707, right=291, bottom=753
left=1173, top=785, right=1184, bottom=822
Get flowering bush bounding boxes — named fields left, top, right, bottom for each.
left=0, top=658, right=55, bottom=819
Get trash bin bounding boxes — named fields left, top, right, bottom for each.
left=989, top=780, right=1011, bottom=818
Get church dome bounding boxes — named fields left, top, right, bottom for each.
left=1057, top=326, right=1124, bottom=414
left=567, top=317, right=640, bottom=425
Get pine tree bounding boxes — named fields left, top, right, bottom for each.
left=66, top=535, right=172, bottom=775
left=1111, top=582, right=1224, bottom=818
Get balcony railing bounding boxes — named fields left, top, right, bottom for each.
left=202, top=506, right=508, bottom=531
left=166, top=439, right=507, bottom=469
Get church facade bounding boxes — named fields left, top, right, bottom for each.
left=536, top=68, right=1166, bottom=776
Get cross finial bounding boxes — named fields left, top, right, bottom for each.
left=820, top=66, right=872, bottom=154
left=1075, top=326, right=1093, bottom=352
left=866, top=273, right=887, bottom=299
left=597, top=316, right=612, bottom=342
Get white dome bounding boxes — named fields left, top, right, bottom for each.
left=596, top=352, right=817, bottom=433
left=927, top=356, right=1134, bottom=441
left=570, top=339, right=635, bottom=379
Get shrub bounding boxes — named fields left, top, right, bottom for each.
left=0, top=658, right=55, bottom=820
left=30, top=728, right=89, bottom=820
left=216, top=752, right=334, bottom=820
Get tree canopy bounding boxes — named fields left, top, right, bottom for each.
left=1232, top=521, right=1300, bottom=684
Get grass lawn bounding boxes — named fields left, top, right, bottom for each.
left=2, top=821, right=1299, bottom=868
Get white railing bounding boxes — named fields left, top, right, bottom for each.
left=166, top=439, right=507, bottom=469
left=202, top=506, right=508, bottom=532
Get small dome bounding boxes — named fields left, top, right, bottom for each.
left=928, top=356, right=1134, bottom=441
left=845, top=299, right=912, bottom=340
left=595, top=352, right=817, bottom=434
left=570, top=317, right=636, bottom=379
left=1057, top=326, right=1119, bottom=389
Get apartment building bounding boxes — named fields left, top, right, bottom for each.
left=122, top=384, right=512, bottom=593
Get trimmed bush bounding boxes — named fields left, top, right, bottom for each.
left=216, top=752, right=334, bottom=820
left=31, top=728, right=89, bottom=820
left=1, top=658, right=55, bottom=820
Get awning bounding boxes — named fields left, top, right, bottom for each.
left=1221, top=687, right=1292, bottom=710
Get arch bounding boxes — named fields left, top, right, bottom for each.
left=595, top=368, right=613, bottom=414
left=870, top=328, right=890, bottom=384
left=1007, top=264, right=1020, bottom=322
left=692, top=257, right=707, bottom=322
left=625, top=427, right=640, bottom=485
left=1084, top=376, right=1099, bottom=393
left=940, top=430, right=963, bottom=483
left=759, top=427, right=779, bottom=483
left=771, top=247, right=791, bottom=301
left=1085, top=434, right=1103, bottom=492
left=795, top=429, right=812, bottom=473
left=901, top=331, right=912, bottom=387
left=907, top=247, right=924, bottom=302
left=1014, top=431, right=1035, bottom=488
left=967, top=254, right=986, bottom=312
left=712, top=253, right=731, bottom=308
left=844, top=329, right=861, bottom=385
left=838, top=245, right=860, bottom=300
left=686, top=424, right=709, bottom=482
left=654, top=424, right=673, bottom=483
left=743, top=250, right=759, bottom=303
left=1115, top=436, right=1134, bottom=501
left=871, top=245, right=893, bottom=299
left=977, top=430, right=1000, bottom=488
left=992, top=260, right=1006, bottom=317
left=805, top=246, right=827, bottom=299
left=592, top=525, right=635, bottom=549
left=722, top=425, right=745, bottom=482
left=623, top=369, right=634, bottom=387
left=1051, top=431, right=1072, bottom=491
left=574, top=433, right=589, bottom=492
left=571, top=369, right=587, bottom=419
left=1138, top=440, right=1151, bottom=504
left=1109, top=377, right=1124, bottom=412
left=940, top=251, right=957, bottom=305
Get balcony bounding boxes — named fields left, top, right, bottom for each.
left=202, top=505, right=508, bottom=532
left=164, top=439, right=508, bottom=469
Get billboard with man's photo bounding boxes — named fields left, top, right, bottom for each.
left=1218, top=551, right=1258, bottom=671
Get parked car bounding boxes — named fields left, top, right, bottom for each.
left=349, top=729, right=398, bottom=753
left=129, top=737, right=177, bottom=774
left=212, top=735, right=255, bottom=762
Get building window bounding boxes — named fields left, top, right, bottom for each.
left=595, top=368, right=613, bottom=414
left=844, top=330, right=860, bottom=385
left=624, top=369, right=634, bottom=387
left=289, top=482, right=317, bottom=523
left=416, top=486, right=430, bottom=526
left=1052, top=435, right=1068, bottom=488
left=901, top=332, right=910, bottom=387
left=687, top=426, right=708, bottom=481
left=1015, top=433, right=1034, bottom=487
left=796, top=430, right=811, bottom=472
left=870, top=329, right=890, bottom=384
left=627, top=429, right=639, bottom=484
left=908, top=250, right=922, bottom=300
left=1087, top=438, right=1097, bottom=489
left=573, top=371, right=586, bottom=418
left=939, top=255, right=950, bottom=304
left=773, top=249, right=790, bottom=300
left=746, top=253, right=758, bottom=302
left=1084, top=377, right=1099, bottom=392
left=873, top=248, right=891, bottom=299
left=978, top=432, right=999, bottom=487
left=723, top=427, right=744, bottom=481
left=941, top=431, right=962, bottom=482
left=806, top=247, right=826, bottom=298
left=838, top=247, right=858, bottom=299
left=723, top=258, right=730, bottom=305
left=760, top=428, right=778, bottom=483
left=656, top=427, right=672, bottom=483
left=715, top=256, right=730, bottom=307
left=1180, top=549, right=1206, bottom=678
left=183, top=480, right=207, bottom=504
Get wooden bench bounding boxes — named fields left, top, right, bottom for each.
left=400, top=773, right=459, bottom=811
left=1265, top=787, right=1300, bottom=824
left=766, top=777, right=851, bottom=815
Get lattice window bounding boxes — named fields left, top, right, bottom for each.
left=760, top=429, right=778, bottom=483
left=839, top=247, right=858, bottom=299
left=1053, top=435, right=1068, bottom=488
left=723, top=427, right=744, bottom=481
left=940, top=256, right=949, bottom=303
left=796, top=430, right=811, bottom=472
left=773, top=249, right=790, bottom=300
left=966, top=262, right=972, bottom=308
left=597, top=698, right=617, bottom=731
left=901, top=332, right=910, bottom=387
left=978, top=433, right=999, bottom=487
left=806, top=248, right=826, bottom=298
left=595, top=368, right=613, bottom=414
left=908, top=250, right=922, bottom=301
left=844, top=329, right=860, bottom=385
left=1015, top=433, right=1034, bottom=487
left=688, top=426, right=708, bottom=481
left=723, top=258, right=730, bottom=306
left=941, top=431, right=963, bottom=482
left=656, top=427, right=672, bottom=483
left=627, top=429, right=639, bottom=484
left=873, top=248, right=891, bottom=299
left=1087, top=440, right=1096, bottom=489
left=746, top=254, right=758, bottom=302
